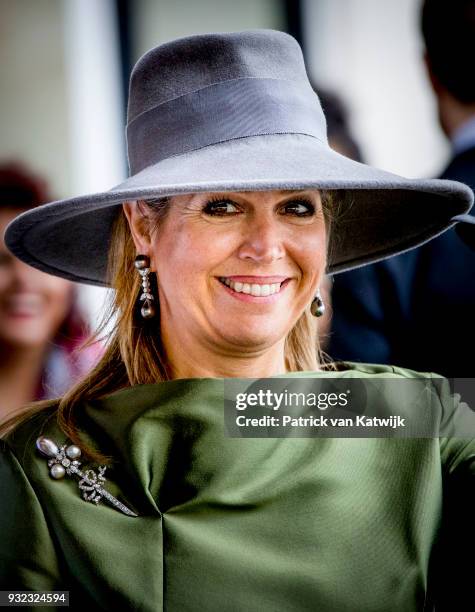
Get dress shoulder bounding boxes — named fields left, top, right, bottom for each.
left=0, top=404, right=63, bottom=590
left=1, top=399, right=61, bottom=459
left=331, top=360, right=438, bottom=378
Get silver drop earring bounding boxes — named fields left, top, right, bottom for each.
left=134, top=254, right=156, bottom=319
left=311, top=290, right=325, bottom=317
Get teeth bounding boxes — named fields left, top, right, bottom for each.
left=220, top=278, right=283, bottom=296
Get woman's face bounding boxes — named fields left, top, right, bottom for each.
left=126, top=190, right=327, bottom=352
left=0, top=208, right=74, bottom=348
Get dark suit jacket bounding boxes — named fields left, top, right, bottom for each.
left=328, top=146, right=475, bottom=378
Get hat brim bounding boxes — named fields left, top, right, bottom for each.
left=453, top=214, right=475, bottom=250
left=4, top=134, right=473, bottom=286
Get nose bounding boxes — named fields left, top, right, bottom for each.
left=237, top=214, right=285, bottom=264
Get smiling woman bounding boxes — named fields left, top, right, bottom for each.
left=121, top=189, right=330, bottom=380
left=0, top=164, right=100, bottom=422
left=0, top=30, right=474, bottom=611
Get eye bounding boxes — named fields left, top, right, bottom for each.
left=202, top=198, right=240, bottom=216
left=281, top=198, right=316, bottom=217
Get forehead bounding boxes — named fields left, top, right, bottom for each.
left=234, top=190, right=314, bottom=195
left=189, top=189, right=318, bottom=199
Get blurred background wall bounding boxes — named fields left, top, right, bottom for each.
left=303, top=0, right=448, bottom=176
left=0, top=0, right=449, bottom=330
left=1, top=0, right=71, bottom=195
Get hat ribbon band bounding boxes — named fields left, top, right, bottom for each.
left=126, top=77, right=327, bottom=174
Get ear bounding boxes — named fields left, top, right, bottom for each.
left=122, top=201, right=152, bottom=256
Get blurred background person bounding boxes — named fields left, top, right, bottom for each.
left=327, top=0, right=475, bottom=377
left=0, top=162, right=101, bottom=421
left=316, top=87, right=364, bottom=163
left=310, top=85, right=365, bottom=352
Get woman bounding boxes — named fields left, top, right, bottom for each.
left=1, top=30, right=474, bottom=611
left=0, top=163, right=101, bottom=422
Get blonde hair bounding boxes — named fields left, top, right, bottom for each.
left=0, top=191, right=338, bottom=462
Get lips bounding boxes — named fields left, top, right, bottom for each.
left=217, top=277, right=291, bottom=301
left=219, top=277, right=282, bottom=296
left=218, top=275, right=289, bottom=284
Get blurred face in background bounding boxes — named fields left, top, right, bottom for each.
left=0, top=208, right=74, bottom=349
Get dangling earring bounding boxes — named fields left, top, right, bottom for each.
left=311, top=290, right=325, bottom=317
left=134, top=254, right=156, bottom=319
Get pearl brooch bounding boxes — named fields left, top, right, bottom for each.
left=36, top=437, right=138, bottom=517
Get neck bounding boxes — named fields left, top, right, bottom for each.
left=436, top=91, right=475, bottom=139
left=0, top=343, right=48, bottom=418
left=161, top=326, right=290, bottom=380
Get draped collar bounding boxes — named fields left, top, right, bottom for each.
left=80, top=366, right=360, bottom=516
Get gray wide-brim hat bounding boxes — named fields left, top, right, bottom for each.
left=5, top=29, right=474, bottom=287
left=452, top=214, right=475, bottom=250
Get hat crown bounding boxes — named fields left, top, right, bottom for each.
left=127, top=29, right=312, bottom=124
left=125, top=30, right=328, bottom=175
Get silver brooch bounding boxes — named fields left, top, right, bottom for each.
left=36, top=437, right=138, bottom=517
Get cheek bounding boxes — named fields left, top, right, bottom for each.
left=292, top=226, right=327, bottom=270
left=43, top=277, right=73, bottom=301
left=153, top=227, right=232, bottom=286
left=41, top=279, right=73, bottom=321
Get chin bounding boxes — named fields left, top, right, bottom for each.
left=219, top=327, right=282, bottom=349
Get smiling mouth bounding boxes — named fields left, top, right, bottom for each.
left=218, top=277, right=288, bottom=296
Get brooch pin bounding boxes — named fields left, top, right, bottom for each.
left=36, top=437, right=138, bottom=517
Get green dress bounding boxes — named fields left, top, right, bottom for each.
left=1, top=363, right=474, bottom=611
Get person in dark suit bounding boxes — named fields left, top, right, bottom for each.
left=328, top=0, right=475, bottom=378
